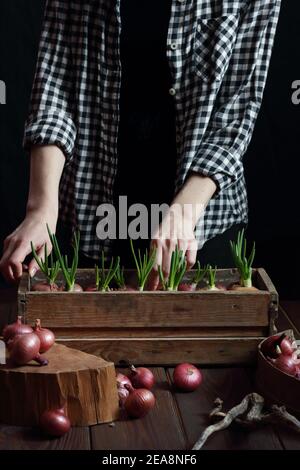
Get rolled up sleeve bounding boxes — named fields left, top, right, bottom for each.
left=189, top=0, right=281, bottom=193
left=23, top=0, right=77, bottom=161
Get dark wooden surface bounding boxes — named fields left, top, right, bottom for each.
left=0, top=286, right=299, bottom=450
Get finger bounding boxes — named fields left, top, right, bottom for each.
left=186, top=239, right=198, bottom=270
left=9, top=241, right=33, bottom=280
left=177, top=238, right=188, bottom=256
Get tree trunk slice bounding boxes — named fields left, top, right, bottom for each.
left=0, top=343, right=119, bottom=426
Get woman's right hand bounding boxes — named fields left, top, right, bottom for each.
left=0, top=209, right=57, bottom=283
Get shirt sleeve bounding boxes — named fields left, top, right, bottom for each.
left=189, top=0, right=281, bottom=193
left=23, top=0, right=77, bottom=161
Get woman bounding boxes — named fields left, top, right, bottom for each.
left=0, top=0, right=281, bottom=288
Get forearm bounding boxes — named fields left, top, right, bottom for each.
left=171, top=173, right=217, bottom=228
left=26, top=145, right=65, bottom=219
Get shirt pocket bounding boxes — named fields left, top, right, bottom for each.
left=193, top=14, right=240, bottom=83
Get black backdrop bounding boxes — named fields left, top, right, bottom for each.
left=0, top=0, right=299, bottom=298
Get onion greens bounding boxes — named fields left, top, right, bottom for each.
left=114, top=264, right=126, bottom=289
left=130, top=239, right=156, bottom=291
left=206, top=265, right=217, bottom=290
left=192, top=261, right=208, bottom=287
left=230, top=229, right=255, bottom=288
left=47, top=225, right=80, bottom=292
left=159, top=246, right=187, bottom=291
left=96, top=252, right=120, bottom=292
left=30, top=242, right=60, bottom=287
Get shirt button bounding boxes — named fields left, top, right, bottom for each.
left=169, top=88, right=176, bottom=96
left=170, top=42, right=178, bottom=51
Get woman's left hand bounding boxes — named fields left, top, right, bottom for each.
left=147, top=173, right=217, bottom=290
left=147, top=203, right=199, bottom=290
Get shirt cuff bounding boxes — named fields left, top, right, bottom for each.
left=23, top=109, right=77, bottom=162
left=188, top=142, right=243, bottom=193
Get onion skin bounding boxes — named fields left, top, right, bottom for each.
left=40, top=409, right=71, bottom=437
left=261, top=334, right=294, bottom=359
left=178, top=283, right=197, bottom=292
left=173, top=363, right=202, bottom=392
left=2, top=316, right=33, bottom=343
left=272, top=355, right=297, bottom=376
left=32, top=282, right=59, bottom=292
left=116, top=372, right=132, bottom=388
left=33, top=319, right=55, bottom=353
left=85, top=286, right=97, bottom=292
left=124, top=389, right=155, bottom=418
left=227, top=283, right=258, bottom=292
left=128, top=366, right=155, bottom=390
left=9, top=333, right=41, bottom=366
left=116, top=373, right=134, bottom=407
left=69, top=283, right=83, bottom=292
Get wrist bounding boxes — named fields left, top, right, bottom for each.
left=26, top=201, right=58, bottom=223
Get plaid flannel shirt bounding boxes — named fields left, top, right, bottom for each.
left=23, top=0, right=281, bottom=259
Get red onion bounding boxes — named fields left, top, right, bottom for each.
left=9, top=333, right=48, bottom=366
left=33, top=319, right=55, bottom=353
left=2, top=316, right=33, bottom=343
left=70, top=284, right=83, bottom=292
left=261, top=333, right=295, bottom=359
left=128, top=366, right=155, bottom=390
left=85, top=286, right=97, bottom=292
left=116, top=372, right=134, bottom=407
left=295, top=366, right=300, bottom=380
left=173, top=363, right=202, bottom=392
left=272, top=354, right=297, bottom=376
left=279, top=335, right=294, bottom=356
left=117, top=382, right=131, bottom=407
left=40, top=408, right=71, bottom=437
left=32, top=282, right=59, bottom=292
left=124, top=388, right=155, bottom=418
left=178, top=283, right=197, bottom=292
left=116, top=372, right=132, bottom=388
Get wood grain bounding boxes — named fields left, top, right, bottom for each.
left=169, top=367, right=283, bottom=450
left=91, top=367, right=187, bottom=450
left=56, top=337, right=263, bottom=366
left=23, top=291, right=270, bottom=328
left=0, top=344, right=119, bottom=426
left=0, top=426, right=91, bottom=450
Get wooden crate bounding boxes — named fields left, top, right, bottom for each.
left=18, top=268, right=278, bottom=366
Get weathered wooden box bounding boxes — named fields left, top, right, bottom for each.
left=18, top=268, right=278, bottom=366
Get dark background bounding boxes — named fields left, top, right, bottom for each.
left=0, top=0, right=299, bottom=298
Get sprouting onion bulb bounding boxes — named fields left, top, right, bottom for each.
left=130, top=239, right=156, bottom=291
left=30, top=242, right=60, bottom=290
left=47, top=225, right=82, bottom=292
left=95, top=252, right=120, bottom=292
left=179, top=261, right=208, bottom=291
left=230, top=229, right=255, bottom=288
left=203, top=265, right=219, bottom=291
left=158, top=246, right=187, bottom=291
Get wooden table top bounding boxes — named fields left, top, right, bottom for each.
left=0, top=287, right=299, bottom=450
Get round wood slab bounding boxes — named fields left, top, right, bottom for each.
left=0, top=343, right=119, bottom=426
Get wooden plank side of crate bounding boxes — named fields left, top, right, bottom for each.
left=23, top=291, right=270, bottom=328
left=49, top=325, right=268, bottom=338
left=55, top=337, right=262, bottom=366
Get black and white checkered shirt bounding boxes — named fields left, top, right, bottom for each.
left=23, top=0, right=281, bottom=259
